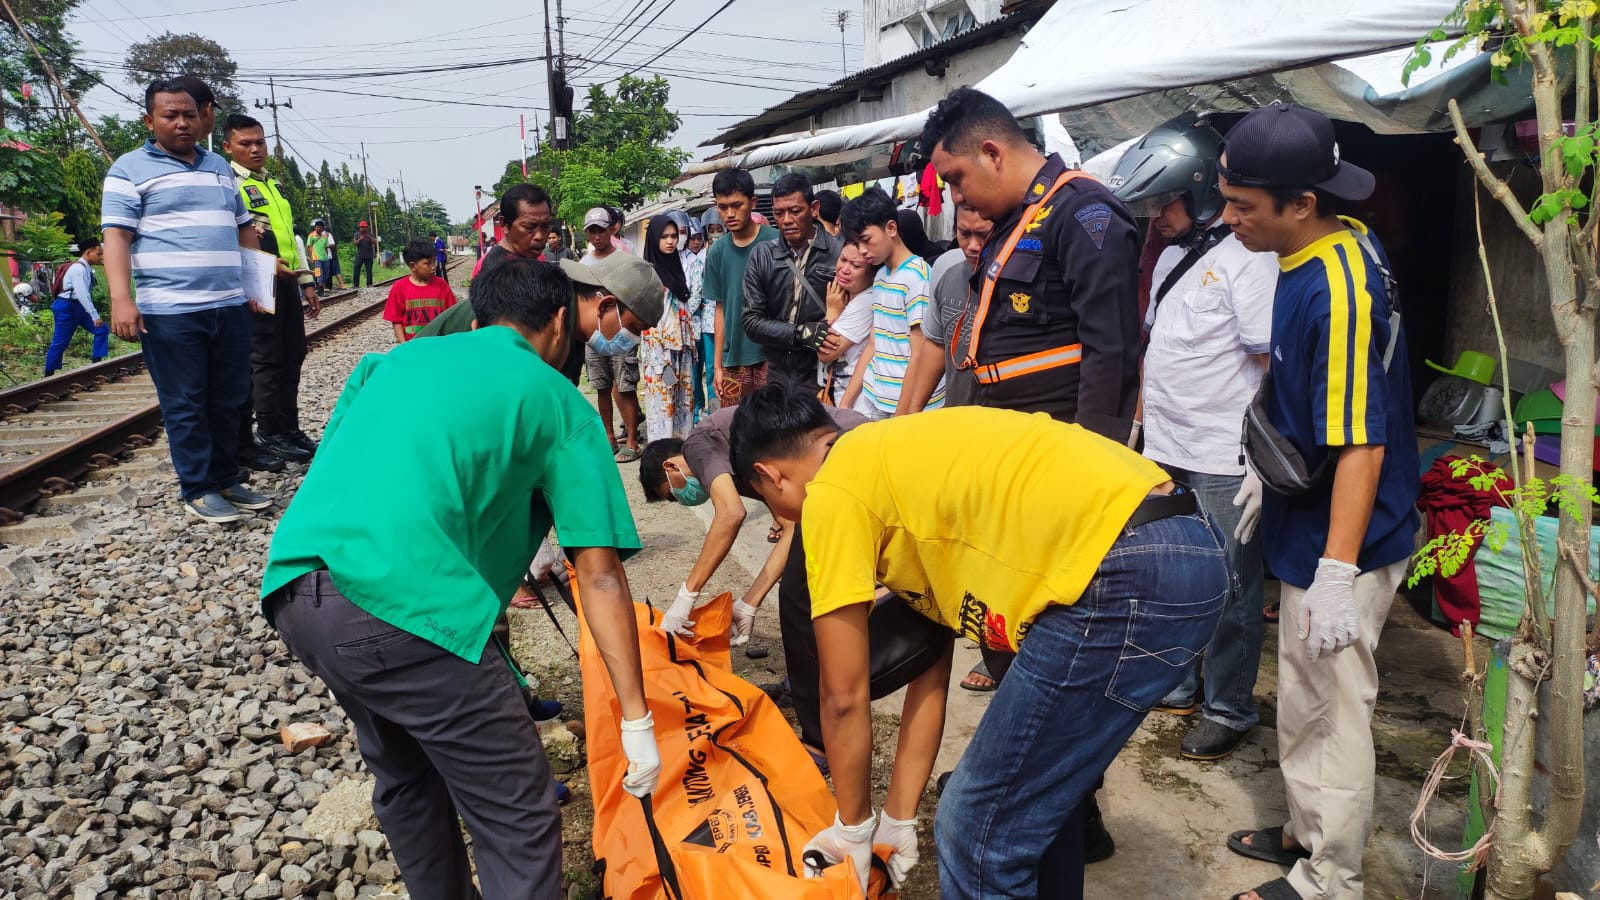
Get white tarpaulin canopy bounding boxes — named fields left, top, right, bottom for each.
left=691, top=0, right=1468, bottom=174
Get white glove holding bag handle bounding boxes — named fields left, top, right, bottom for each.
left=875, top=810, right=920, bottom=888
left=660, top=583, right=700, bottom=637
left=618, top=712, right=661, bottom=798
left=1232, top=467, right=1263, bottom=544
left=803, top=812, right=877, bottom=890
left=1300, top=558, right=1361, bottom=660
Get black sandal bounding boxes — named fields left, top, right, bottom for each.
left=1230, top=877, right=1303, bottom=900
left=1226, top=827, right=1310, bottom=866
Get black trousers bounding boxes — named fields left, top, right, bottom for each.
left=353, top=257, right=375, bottom=287
left=779, top=524, right=951, bottom=751
left=240, top=283, right=306, bottom=439
left=779, top=523, right=825, bottom=749
left=270, top=571, right=562, bottom=900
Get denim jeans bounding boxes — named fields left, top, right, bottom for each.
left=140, top=304, right=252, bottom=500
left=1157, top=467, right=1265, bottom=731
left=933, top=509, right=1229, bottom=899
left=45, top=297, right=109, bottom=373
left=352, top=257, right=375, bottom=287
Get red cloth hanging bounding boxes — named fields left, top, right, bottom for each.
left=1418, top=455, right=1509, bottom=634
left=919, top=162, right=943, bottom=216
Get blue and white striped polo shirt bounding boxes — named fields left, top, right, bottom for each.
left=100, top=140, right=250, bottom=315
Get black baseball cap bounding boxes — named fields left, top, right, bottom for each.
left=1220, top=103, right=1374, bottom=201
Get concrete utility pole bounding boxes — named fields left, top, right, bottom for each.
left=543, top=0, right=557, bottom=147
left=556, top=0, right=566, bottom=63
left=389, top=172, right=412, bottom=242
left=833, top=10, right=851, bottom=76
left=350, top=141, right=372, bottom=195
left=254, top=77, right=292, bottom=160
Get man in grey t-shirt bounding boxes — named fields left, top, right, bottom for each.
left=920, top=205, right=994, bottom=408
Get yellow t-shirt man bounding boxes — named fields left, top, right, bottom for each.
left=804, top=407, right=1170, bottom=651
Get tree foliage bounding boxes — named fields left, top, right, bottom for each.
left=58, top=148, right=100, bottom=238
left=0, top=127, right=63, bottom=212
left=493, top=74, right=689, bottom=225
left=0, top=0, right=100, bottom=154
left=124, top=32, right=241, bottom=144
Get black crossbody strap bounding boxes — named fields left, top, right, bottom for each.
left=1153, top=224, right=1231, bottom=308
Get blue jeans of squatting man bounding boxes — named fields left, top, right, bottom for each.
left=1158, top=467, right=1265, bottom=731
left=934, top=510, right=1230, bottom=899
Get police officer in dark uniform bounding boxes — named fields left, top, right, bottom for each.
left=921, top=86, right=1141, bottom=442
left=221, top=113, right=321, bottom=468
left=920, top=85, right=1140, bottom=867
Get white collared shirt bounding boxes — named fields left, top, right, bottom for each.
left=1141, top=231, right=1277, bottom=476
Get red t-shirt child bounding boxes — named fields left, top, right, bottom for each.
left=383, top=275, right=458, bottom=341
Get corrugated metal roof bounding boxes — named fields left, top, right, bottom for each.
left=703, top=7, right=1045, bottom=149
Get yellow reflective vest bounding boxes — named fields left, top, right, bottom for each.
left=230, top=160, right=313, bottom=288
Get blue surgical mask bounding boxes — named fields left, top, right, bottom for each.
left=670, top=473, right=709, bottom=507
left=586, top=305, right=639, bottom=355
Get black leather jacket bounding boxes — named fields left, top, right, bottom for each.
left=740, top=225, right=842, bottom=383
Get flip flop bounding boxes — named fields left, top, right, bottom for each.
left=615, top=446, right=642, bottom=463
left=1227, top=827, right=1310, bottom=867
left=1263, top=603, right=1280, bottom=624
left=766, top=523, right=783, bottom=543
left=959, top=661, right=997, bottom=692
left=1230, top=878, right=1303, bottom=900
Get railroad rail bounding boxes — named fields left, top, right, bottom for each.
left=0, top=288, right=360, bottom=421
left=0, top=262, right=458, bottom=523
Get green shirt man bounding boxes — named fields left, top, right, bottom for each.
left=258, top=257, right=666, bottom=894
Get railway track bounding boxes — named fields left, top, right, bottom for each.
left=0, top=263, right=456, bottom=523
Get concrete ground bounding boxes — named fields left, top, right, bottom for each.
left=697, top=496, right=1480, bottom=900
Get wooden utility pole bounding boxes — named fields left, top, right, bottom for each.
left=0, top=0, right=111, bottom=161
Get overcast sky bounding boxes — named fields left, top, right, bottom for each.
left=65, top=0, right=866, bottom=221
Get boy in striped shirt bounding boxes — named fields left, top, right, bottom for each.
left=101, top=77, right=274, bottom=524
left=841, top=188, right=944, bottom=418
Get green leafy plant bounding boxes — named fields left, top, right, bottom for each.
left=0, top=211, right=73, bottom=264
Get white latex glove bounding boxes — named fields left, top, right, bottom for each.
left=1232, top=469, right=1263, bottom=544
left=531, top=537, right=563, bottom=580
left=876, top=810, right=919, bottom=888
left=1300, top=558, right=1361, bottom=660
left=730, top=599, right=758, bottom=646
left=803, top=812, right=876, bottom=889
left=618, top=713, right=661, bottom=798
left=660, top=583, right=699, bottom=637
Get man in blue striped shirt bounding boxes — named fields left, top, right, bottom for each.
left=101, top=78, right=275, bottom=524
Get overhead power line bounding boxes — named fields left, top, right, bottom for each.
left=87, top=0, right=297, bottom=22
left=612, top=0, right=739, bottom=81
left=86, top=53, right=551, bottom=82
left=574, top=0, right=659, bottom=74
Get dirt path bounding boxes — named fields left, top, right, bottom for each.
left=510, top=394, right=1475, bottom=899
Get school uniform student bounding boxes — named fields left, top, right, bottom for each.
left=44, top=239, right=110, bottom=375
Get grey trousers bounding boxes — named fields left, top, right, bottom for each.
left=270, top=571, right=562, bottom=900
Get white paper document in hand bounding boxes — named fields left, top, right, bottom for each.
left=240, top=248, right=277, bottom=313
